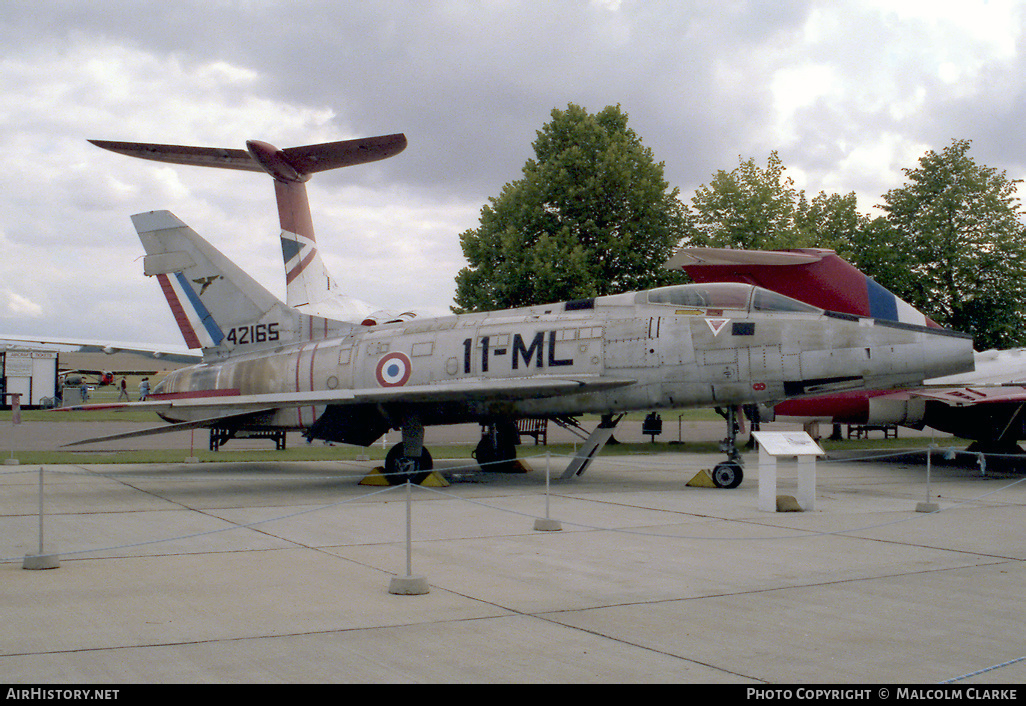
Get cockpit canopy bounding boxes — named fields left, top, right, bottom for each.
left=642, top=283, right=822, bottom=315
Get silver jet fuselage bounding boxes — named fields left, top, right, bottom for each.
left=151, top=282, right=974, bottom=443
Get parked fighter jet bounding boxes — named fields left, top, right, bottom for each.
left=71, top=136, right=975, bottom=486
left=670, top=247, right=1026, bottom=452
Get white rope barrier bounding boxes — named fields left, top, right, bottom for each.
left=940, top=654, right=1026, bottom=683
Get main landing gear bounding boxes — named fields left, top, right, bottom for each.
left=382, top=416, right=523, bottom=484
left=382, top=414, right=434, bottom=485
left=712, top=406, right=744, bottom=489
left=473, top=419, right=520, bottom=473
left=384, top=443, right=433, bottom=485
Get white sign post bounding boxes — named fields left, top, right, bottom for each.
left=752, top=431, right=825, bottom=512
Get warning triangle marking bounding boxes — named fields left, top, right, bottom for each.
left=705, top=318, right=730, bottom=336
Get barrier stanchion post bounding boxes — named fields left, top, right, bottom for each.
left=534, top=451, right=562, bottom=531
left=388, top=476, right=429, bottom=594
left=916, top=442, right=940, bottom=513
left=185, top=429, right=199, bottom=463
left=5, top=393, right=21, bottom=466
left=23, top=467, right=59, bottom=570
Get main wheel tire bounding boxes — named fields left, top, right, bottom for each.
left=384, top=444, right=434, bottom=485
left=473, top=428, right=518, bottom=472
left=712, top=461, right=744, bottom=489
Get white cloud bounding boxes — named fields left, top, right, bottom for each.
left=3, top=289, right=43, bottom=318
left=747, top=0, right=1026, bottom=212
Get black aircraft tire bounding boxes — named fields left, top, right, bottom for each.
left=712, top=461, right=744, bottom=489
left=384, top=444, right=434, bottom=485
left=473, top=434, right=517, bottom=473
left=473, top=437, right=497, bottom=467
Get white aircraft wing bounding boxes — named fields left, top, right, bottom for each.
left=0, top=335, right=201, bottom=364
left=59, top=375, right=635, bottom=446
left=61, top=410, right=281, bottom=446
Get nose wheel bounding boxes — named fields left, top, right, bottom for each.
left=713, top=405, right=745, bottom=488
left=712, top=460, right=744, bottom=488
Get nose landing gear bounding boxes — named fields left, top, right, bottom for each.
left=711, top=458, right=744, bottom=488
left=712, top=405, right=745, bottom=488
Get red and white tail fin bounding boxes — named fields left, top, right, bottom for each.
left=272, top=177, right=378, bottom=321
left=92, top=134, right=407, bottom=324
left=665, top=247, right=939, bottom=328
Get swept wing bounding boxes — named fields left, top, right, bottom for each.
left=60, top=375, right=634, bottom=446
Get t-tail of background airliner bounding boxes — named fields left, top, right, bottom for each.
left=92, top=134, right=414, bottom=326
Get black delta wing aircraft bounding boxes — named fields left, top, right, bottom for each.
left=75, top=134, right=976, bottom=486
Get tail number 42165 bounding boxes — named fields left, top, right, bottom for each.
left=226, top=323, right=280, bottom=346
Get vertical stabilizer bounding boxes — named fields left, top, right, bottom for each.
left=273, top=178, right=377, bottom=321
left=133, top=210, right=351, bottom=354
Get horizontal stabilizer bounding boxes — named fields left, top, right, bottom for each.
left=90, top=141, right=258, bottom=172
left=90, top=134, right=407, bottom=181
left=61, top=410, right=276, bottom=447
left=279, top=134, right=407, bottom=175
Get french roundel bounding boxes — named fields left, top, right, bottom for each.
left=376, top=352, right=412, bottom=387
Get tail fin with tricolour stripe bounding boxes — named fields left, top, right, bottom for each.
left=133, top=210, right=353, bottom=356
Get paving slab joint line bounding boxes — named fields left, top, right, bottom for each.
left=0, top=483, right=404, bottom=563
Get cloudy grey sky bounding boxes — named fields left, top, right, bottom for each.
left=2, top=0, right=1024, bottom=348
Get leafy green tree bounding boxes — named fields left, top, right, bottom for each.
left=844, top=215, right=909, bottom=295
left=453, top=104, right=689, bottom=312
left=864, top=139, right=1026, bottom=350
left=795, top=191, right=868, bottom=259
left=687, top=152, right=866, bottom=254
left=683, top=140, right=1026, bottom=348
left=688, top=152, right=799, bottom=250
